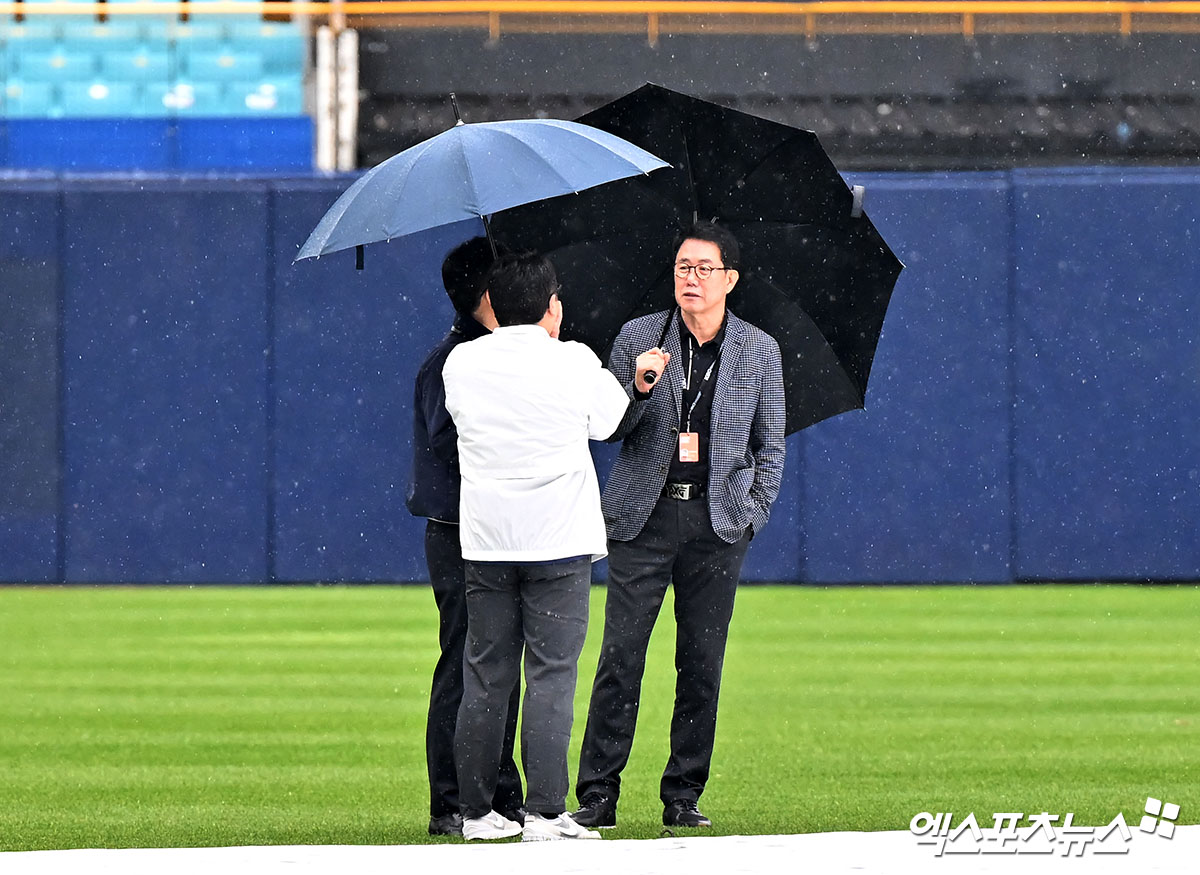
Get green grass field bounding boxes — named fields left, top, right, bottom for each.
left=0, top=584, right=1197, bottom=851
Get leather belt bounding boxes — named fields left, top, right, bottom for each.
left=663, top=482, right=703, bottom=501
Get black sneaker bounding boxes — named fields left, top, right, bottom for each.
left=499, top=805, right=529, bottom=826
left=663, top=799, right=712, bottom=828
left=572, top=791, right=617, bottom=828
left=428, top=812, right=463, bottom=836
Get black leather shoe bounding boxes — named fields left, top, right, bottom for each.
left=572, top=791, right=617, bottom=828
left=663, top=799, right=712, bottom=828
left=428, top=812, right=463, bottom=836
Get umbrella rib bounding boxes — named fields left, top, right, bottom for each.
left=302, top=163, right=391, bottom=255
left=479, top=122, right=661, bottom=211
left=681, top=127, right=701, bottom=225
left=326, top=134, right=447, bottom=250
left=453, top=129, right=487, bottom=221
left=484, top=127, right=585, bottom=199
left=757, top=274, right=867, bottom=400
left=385, top=133, right=466, bottom=238
left=725, top=132, right=848, bottom=220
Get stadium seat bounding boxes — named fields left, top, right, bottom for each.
left=3, top=21, right=61, bottom=56
left=161, top=80, right=224, bottom=116
left=61, top=21, right=146, bottom=53
left=20, top=0, right=96, bottom=38
left=105, top=0, right=179, bottom=41
left=140, top=80, right=174, bottom=116
left=60, top=80, right=140, bottom=117
left=16, top=50, right=97, bottom=83
left=3, top=80, right=61, bottom=118
left=183, top=49, right=263, bottom=83
left=187, top=0, right=259, bottom=38
left=101, top=50, right=171, bottom=83
left=227, top=78, right=304, bottom=116
left=228, top=20, right=306, bottom=75
left=168, top=20, right=225, bottom=47
left=167, top=21, right=225, bottom=79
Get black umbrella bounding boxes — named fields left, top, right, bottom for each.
left=491, top=83, right=903, bottom=434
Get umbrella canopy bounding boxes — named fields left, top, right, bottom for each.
left=295, top=118, right=669, bottom=261
left=491, top=84, right=904, bottom=434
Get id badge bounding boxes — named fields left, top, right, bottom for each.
left=678, top=432, right=700, bottom=463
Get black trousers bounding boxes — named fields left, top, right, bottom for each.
left=424, top=519, right=523, bottom=818
left=576, top=496, right=751, bottom=807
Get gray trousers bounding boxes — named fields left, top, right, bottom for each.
left=455, top=557, right=591, bottom=818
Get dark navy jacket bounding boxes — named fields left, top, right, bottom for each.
left=406, top=314, right=489, bottom=522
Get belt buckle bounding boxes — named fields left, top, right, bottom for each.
left=665, top=482, right=695, bottom=500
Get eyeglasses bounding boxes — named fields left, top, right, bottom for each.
left=674, top=262, right=732, bottom=280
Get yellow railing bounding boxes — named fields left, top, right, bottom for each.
left=6, top=1, right=1200, bottom=39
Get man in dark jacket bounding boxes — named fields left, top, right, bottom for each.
left=406, top=237, right=524, bottom=836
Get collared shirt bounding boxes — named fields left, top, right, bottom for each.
left=406, top=313, right=489, bottom=523
left=443, top=324, right=631, bottom=562
left=666, top=312, right=727, bottom=487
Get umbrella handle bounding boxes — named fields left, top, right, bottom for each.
left=642, top=370, right=658, bottom=386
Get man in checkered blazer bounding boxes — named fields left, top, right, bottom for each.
left=573, top=221, right=786, bottom=830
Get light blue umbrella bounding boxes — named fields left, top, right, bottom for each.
left=295, top=114, right=669, bottom=264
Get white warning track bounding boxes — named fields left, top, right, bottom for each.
left=3, top=827, right=1196, bottom=875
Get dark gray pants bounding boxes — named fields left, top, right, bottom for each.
left=455, top=557, right=591, bottom=818
left=577, top=496, right=751, bottom=806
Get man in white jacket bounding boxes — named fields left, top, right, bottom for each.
left=443, top=251, right=666, bottom=842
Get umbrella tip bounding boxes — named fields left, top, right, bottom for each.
left=450, top=92, right=463, bottom=124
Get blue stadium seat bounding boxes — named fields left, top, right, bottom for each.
left=16, top=50, right=97, bottom=83
left=140, top=80, right=174, bottom=116
left=167, top=21, right=225, bottom=76
left=61, top=21, right=146, bottom=52
left=105, top=0, right=179, bottom=41
left=228, top=79, right=303, bottom=116
left=60, top=80, right=140, bottom=117
left=183, top=49, right=263, bottom=82
left=4, top=80, right=61, bottom=118
left=187, top=0, right=259, bottom=37
left=227, top=20, right=306, bottom=75
left=162, top=80, right=224, bottom=116
left=3, top=21, right=62, bottom=56
left=101, top=50, right=171, bottom=83
left=21, top=0, right=97, bottom=38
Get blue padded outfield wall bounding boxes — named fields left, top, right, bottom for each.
left=1, top=167, right=1199, bottom=584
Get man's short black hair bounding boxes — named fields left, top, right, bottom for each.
left=674, top=220, right=740, bottom=271
left=485, top=251, right=559, bottom=327
left=442, top=237, right=497, bottom=316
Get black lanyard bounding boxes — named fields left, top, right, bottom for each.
left=682, top=334, right=720, bottom=433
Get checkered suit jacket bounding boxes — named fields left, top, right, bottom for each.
left=601, top=309, right=786, bottom=544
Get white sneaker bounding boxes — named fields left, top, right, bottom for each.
left=462, top=810, right=523, bottom=841
left=521, top=811, right=602, bottom=841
